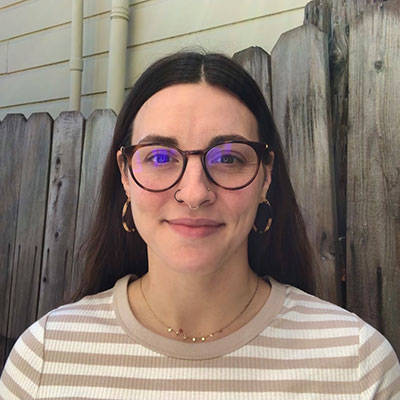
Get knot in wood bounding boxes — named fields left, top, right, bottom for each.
left=374, top=60, right=384, bottom=72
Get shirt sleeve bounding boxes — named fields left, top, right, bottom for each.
left=357, top=317, right=400, bottom=399
left=0, top=314, right=48, bottom=400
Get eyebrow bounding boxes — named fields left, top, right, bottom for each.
left=208, top=134, right=250, bottom=147
left=138, top=135, right=179, bottom=146
left=137, top=134, right=250, bottom=148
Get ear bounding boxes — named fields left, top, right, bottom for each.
left=261, top=151, right=274, bottom=201
left=116, top=148, right=131, bottom=198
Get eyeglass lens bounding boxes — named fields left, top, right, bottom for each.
left=130, top=143, right=259, bottom=191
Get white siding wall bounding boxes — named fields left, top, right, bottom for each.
left=0, top=0, right=309, bottom=120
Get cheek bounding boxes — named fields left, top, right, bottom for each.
left=226, top=184, right=263, bottom=229
left=128, top=185, right=167, bottom=232
left=131, top=190, right=160, bottom=216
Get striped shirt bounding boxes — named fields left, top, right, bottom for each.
left=1, top=275, right=399, bottom=399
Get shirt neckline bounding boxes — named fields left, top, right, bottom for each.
left=113, top=274, right=286, bottom=360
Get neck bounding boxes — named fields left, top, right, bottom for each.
left=136, top=255, right=261, bottom=340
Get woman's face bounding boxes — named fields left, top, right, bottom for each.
left=118, top=83, right=273, bottom=276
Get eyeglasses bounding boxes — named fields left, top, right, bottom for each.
left=120, top=140, right=270, bottom=192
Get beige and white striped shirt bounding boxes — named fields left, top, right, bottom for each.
left=1, top=275, right=399, bottom=399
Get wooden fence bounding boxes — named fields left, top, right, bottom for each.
left=1, top=0, right=399, bottom=371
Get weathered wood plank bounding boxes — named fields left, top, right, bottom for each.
left=347, top=0, right=400, bottom=356
left=0, top=114, right=26, bottom=370
left=232, top=46, right=272, bottom=112
left=304, top=0, right=380, bottom=306
left=271, top=24, right=340, bottom=304
left=5, top=113, right=52, bottom=357
left=71, top=109, right=117, bottom=295
left=304, top=0, right=331, bottom=34
left=37, top=112, right=84, bottom=317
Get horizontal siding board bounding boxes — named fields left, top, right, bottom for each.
left=80, top=93, right=107, bottom=117
left=0, top=98, right=69, bottom=121
left=0, top=0, right=110, bottom=15
left=128, top=0, right=308, bottom=47
left=0, top=43, right=6, bottom=74
left=83, top=0, right=111, bottom=17
left=7, top=25, right=70, bottom=73
left=0, top=0, right=112, bottom=42
left=82, top=13, right=110, bottom=56
left=5, top=14, right=110, bottom=73
left=0, top=0, right=308, bottom=44
left=1, top=0, right=307, bottom=72
left=0, top=8, right=304, bottom=110
left=0, top=62, right=69, bottom=107
left=81, top=53, right=108, bottom=95
left=0, top=0, right=27, bottom=9
left=125, top=8, right=305, bottom=81
left=0, top=93, right=107, bottom=121
left=0, top=0, right=71, bottom=42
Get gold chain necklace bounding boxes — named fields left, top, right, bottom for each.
left=140, top=277, right=260, bottom=343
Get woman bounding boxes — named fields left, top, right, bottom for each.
left=1, top=52, right=399, bottom=399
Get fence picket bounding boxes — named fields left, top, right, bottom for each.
left=37, top=112, right=84, bottom=317
left=271, top=24, right=340, bottom=304
left=71, top=109, right=117, bottom=295
left=233, top=46, right=272, bottom=112
left=5, top=114, right=51, bottom=356
left=347, top=0, right=400, bottom=356
left=0, top=115, right=26, bottom=367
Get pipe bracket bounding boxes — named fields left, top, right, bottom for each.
left=110, top=7, right=129, bottom=21
left=70, top=57, right=83, bottom=71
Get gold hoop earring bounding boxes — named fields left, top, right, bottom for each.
left=252, top=199, right=272, bottom=234
left=122, top=199, right=135, bottom=233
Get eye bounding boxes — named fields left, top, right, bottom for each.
left=144, top=148, right=180, bottom=165
left=208, top=151, right=245, bottom=165
left=150, top=151, right=170, bottom=164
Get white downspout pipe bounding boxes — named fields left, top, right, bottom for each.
left=106, top=0, right=130, bottom=113
left=69, top=0, right=84, bottom=111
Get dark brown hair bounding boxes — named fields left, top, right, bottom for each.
left=73, top=51, right=316, bottom=300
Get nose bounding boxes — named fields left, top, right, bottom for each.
left=174, top=156, right=215, bottom=208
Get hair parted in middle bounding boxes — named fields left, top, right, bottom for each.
left=74, top=50, right=316, bottom=301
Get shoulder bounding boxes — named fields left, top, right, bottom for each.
left=0, top=314, right=48, bottom=398
left=272, top=281, right=363, bottom=331
left=46, top=287, right=115, bottom=322
left=41, top=287, right=126, bottom=342
left=271, top=281, right=400, bottom=397
left=0, top=287, right=121, bottom=399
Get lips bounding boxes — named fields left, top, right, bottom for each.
left=166, top=218, right=224, bottom=238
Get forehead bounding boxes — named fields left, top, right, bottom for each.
left=131, top=83, right=259, bottom=146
